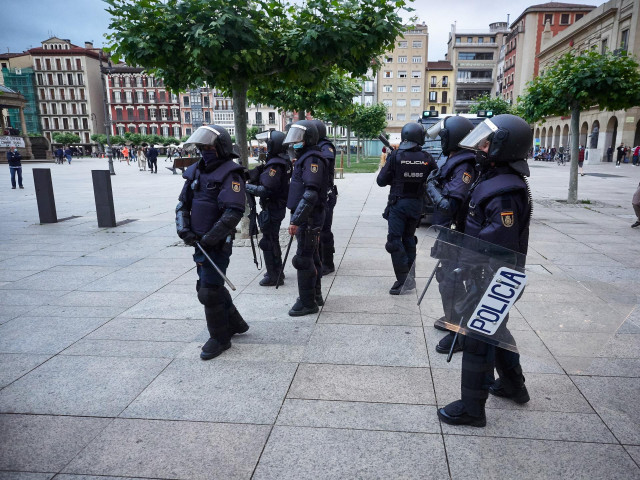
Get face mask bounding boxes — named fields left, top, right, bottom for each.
left=293, top=142, right=304, bottom=150
left=201, top=149, right=218, bottom=164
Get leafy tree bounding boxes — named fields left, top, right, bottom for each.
left=91, top=133, right=108, bottom=147
left=105, top=0, right=408, bottom=169
left=246, top=126, right=260, bottom=142
left=351, top=103, right=388, bottom=162
left=52, top=132, right=81, bottom=145
left=520, top=50, right=640, bottom=203
left=180, top=135, right=190, bottom=143
left=469, top=94, right=514, bottom=116
left=110, top=135, right=126, bottom=145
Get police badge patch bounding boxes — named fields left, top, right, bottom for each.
left=269, top=168, right=276, bottom=177
left=232, top=181, right=241, bottom=193
left=462, top=172, right=472, bottom=184
left=329, top=147, right=335, bottom=154
left=310, top=164, right=318, bottom=173
left=501, top=211, right=514, bottom=227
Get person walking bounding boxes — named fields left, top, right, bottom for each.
left=54, top=147, right=64, bottom=164
left=122, top=146, right=130, bottom=166
left=64, top=146, right=73, bottom=164
left=579, top=145, right=585, bottom=176
left=137, top=146, right=146, bottom=171
left=632, top=145, right=639, bottom=166
left=607, top=145, right=613, bottom=162
left=147, top=144, right=159, bottom=173
left=7, top=146, right=23, bottom=189
left=616, top=143, right=625, bottom=167
left=632, top=183, right=640, bottom=228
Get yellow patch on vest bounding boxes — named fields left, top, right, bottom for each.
left=310, top=164, right=318, bottom=173
left=501, top=211, right=514, bottom=228
left=269, top=168, right=276, bottom=177
left=462, top=172, right=472, bottom=184
left=231, top=181, right=241, bottom=193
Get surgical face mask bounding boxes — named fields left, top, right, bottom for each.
left=293, top=142, right=304, bottom=150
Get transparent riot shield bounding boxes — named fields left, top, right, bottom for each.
left=403, top=225, right=639, bottom=373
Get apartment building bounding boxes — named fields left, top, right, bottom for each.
left=107, top=66, right=181, bottom=138
left=0, top=53, right=40, bottom=135
left=377, top=24, right=429, bottom=133
left=446, top=22, right=509, bottom=113
left=28, top=37, right=106, bottom=145
left=534, top=0, right=640, bottom=162
left=503, top=2, right=596, bottom=103
left=425, top=61, right=454, bottom=115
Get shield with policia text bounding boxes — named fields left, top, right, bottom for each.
left=402, top=226, right=639, bottom=373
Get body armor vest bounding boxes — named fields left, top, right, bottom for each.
left=318, top=138, right=336, bottom=186
left=287, top=148, right=329, bottom=211
left=260, top=154, right=291, bottom=210
left=390, top=149, right=432, bottom=199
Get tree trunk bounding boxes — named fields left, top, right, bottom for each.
left=356, top=135, right=361, bottom=163
left=346, top=126, right=352, bottom=167
left=298, top=110, right=305, bottom=121
left=232, top=80, right=250, bottom=237
left=568, top=103, right=580, bottom=204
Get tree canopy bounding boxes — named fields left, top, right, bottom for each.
left=52, top=132, right=81, bottom=145
left=351, top=103, right=387, bottom=139
left=469, top=94, right=515, bottom=116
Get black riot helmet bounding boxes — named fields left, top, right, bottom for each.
left=459, top=114, right=532, bottom=175
left=184, top=124, right=239, bottom=159
left=283, top=120, right=319, bottom=147
left=399, top=122, right=426, bottom=150
left=310, top=119, right=327, bottom=139
left=426, top=116, right=474, bottom=156
left=256, top=130, right=287, bottom=156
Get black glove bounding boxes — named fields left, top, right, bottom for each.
left=200, top=233, right=221, bottom=250
left=179, top=230, right=198, bottom=246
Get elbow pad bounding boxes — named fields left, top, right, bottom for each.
left=201, top=209, right=243, bottom=247
left=246, top=183, right=269, bottom=198
left=175, top=201, right=192, bottom=236
left=426, top=181, right=453, bottom=215
left=291, top=189, right=318, bottom=225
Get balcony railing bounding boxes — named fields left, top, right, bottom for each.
left=456, top=78, right=493, bottom=84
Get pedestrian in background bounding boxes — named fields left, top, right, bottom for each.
left=122, top=146, right=130, bottom=166
left=607, top=145, right=613, bottom=162
left=632, top=183, right=640, bottom=228
left=632, top=145, right=639, bottom=166
left=64, top=146, right=73, bottom=164
left=616, top=143, right=625, bottom=167
left=55, top=147, right=64, bottom=164
left=578, top=145, right=585, bottom=176
left=7, top=146, right=23, bottom=189
left=147, top=144, right=159, bottom=173
left=137, top=146, right=146, bottom=171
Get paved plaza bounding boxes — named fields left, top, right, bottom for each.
left=0, top=156, right=639, bottom=479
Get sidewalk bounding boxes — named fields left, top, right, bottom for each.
left=0, top=157, right=639, bottom=479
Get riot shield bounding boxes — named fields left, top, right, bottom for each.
left=403, top=225, right=639, bottom=373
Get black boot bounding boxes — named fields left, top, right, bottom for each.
left=389, top=276, right=415, bottom=295
left=321, top=244, right=335, bottom=275
left=438, top=400, right=486, bottom=427
left=259, top=250, right=284, bottom=286
left=490, top=366, right=529, bottom=404
left=228, top=305, right=249, bottom=335
left=288, top=289, right=318, bottom=317
left=315, top=281, right=324, bottom=306
left=436, top=331, right=463, bottom=354
left=201, top=304, right=231, bottom=360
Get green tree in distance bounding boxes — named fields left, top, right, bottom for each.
left=351, top=102, right=388, bottom=162
left=520, top=50, right=640, bottom=203
left=52, top=132, right=81, bottom=145
left=105, top=0, right=408, bottom=169
left=469, top=94, right=515, bottom=116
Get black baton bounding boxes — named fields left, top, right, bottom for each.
left=195, top=242, right=236, bottom=291
left=417, top=260, right=440, bottom=306
left=276, top=235, right=294, bottom=290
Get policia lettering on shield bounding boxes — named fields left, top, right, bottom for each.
left=437, top=114, right=534, bottom=428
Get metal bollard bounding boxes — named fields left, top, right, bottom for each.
left=33, top=168, right=58, bottom=223
left=91, top=170, right=116, bottom=227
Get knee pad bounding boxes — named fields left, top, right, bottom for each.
left=385, top=237, right=402, bottom=254
left=197, top=286, right=227, bottom=307
left=258, top=236, right=273, bottom=251
left=292, top=254, right=312, bottom=270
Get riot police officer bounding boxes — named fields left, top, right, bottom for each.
left=284, top=120, right=330, bottom=316
left=437, top=114, right=533, bottom=427
left=425, top=116, right=477, bottom=355
left=377, top=122, right=435, bottom=295
left=311, top=120, right=338, bottom=275
left=246, top=130, right=292, bottom=286
left=175, top=125, right=249, bottom=360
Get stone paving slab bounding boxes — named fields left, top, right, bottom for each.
left=0, top=353, right=52, bottom=388
left=86, top=317, right=204, bottom=342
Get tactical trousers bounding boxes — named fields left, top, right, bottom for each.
left=320, top=190, right=337, bottom=258
left=193, top=246, right=231, bottom=288
left=436, top=259, right=464, bottom=323
left=258, top=207, right=285, bottom=279
left=385, top=198, right=422, bottom=282
left=292, top=226, right=323, bottom=307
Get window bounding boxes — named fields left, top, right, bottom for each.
left=430, top=76, right=437, bottom=87
left=396, top=99, right=406, bottom=107
left=183, top=96, right=189, bottom=106
left=397, top=85, right=407, bottom=93
left=601, top=38, right=608, bottom=54
left=269, top=112, right=275, bottom=124
left=410, top=99, right=420, bottom=107
left=174, top=126, right=181, bottom=137
left=185, top=128, right=191, bottom=136
left=61, top=104, right=67, bottom=114
left=36, top=58, right=42, bottom=70
left=45, top=59, right=51, bottom=70
left=412, top=41, right=422, bottom=48
left=410, top=114, right=420, bottom=121
left=255, top=112, right=263, bottom=124
left=398, top=71, right=407, bottom=78
left=116, top=109, right=123, bottom=121
left=621, top=29, right=629, bottom=51
left=455, top=37, right=461, bottom=44
left=386, top=113, right=393, bottom=120
left=458, top=52, right=494, bottom=60
left=467, top=37, right=473, bottom=43
left=161, top=109, right=168, bottom=120
left=382, top=99, right=392, bottom=107
left=385, top=56, right=393, bottom=63
left=383, top=71, right=393, bottom=78
left=411, top=85, right=421, bottom=93
left=114, top=91, right=121, bottom=103
left=383, top=84, right=393, bottom=92
left=478, top=37, right=484, bottom=44
left=125, top=91, right=132, bottom=103
left=412, top=56, right=422, bottom=63
left=442, top=91, right=448, bottom=103
left=544, top=13, right=553, bottom=25
left=397, top=114, right=406, bottom=121
left=137, top=91, right=144, bottom=103
left=364, top=81, right=373, bottom=93
left=56, top=73, right=63, bottom=85
left=411, top=71, right=421, bottom=78
left=77, top=73, right=83, bottom=84
left=149, top=109, right=157, bottom=120
left=76, top=59, right=82, bottom=70
left=429, top=91, right=437, bottom=102
left=398, top=41, right=407, bottom=48
left=148, top=91, right=155, bottom=103
left=560, top=13, right=570, bottom=25
left=575, top=13, right=583, bottom=21
left=81, top=103, right=86, bottom=114
left=441, top=106, right=447, bottom=114
left=67, top=73, right=73, bottom=85
left=56, top=59, right=61, bottom=70
left=442, top=76, right=448, bottom=86
left=398, top=56, right=407, bottom=63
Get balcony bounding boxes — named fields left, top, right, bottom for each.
left=456, top=78, right=493, bottom=84
left=454, top=100, right=475, bottom=106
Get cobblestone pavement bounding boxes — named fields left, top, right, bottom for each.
left=0, top=157, right=639, bottom=479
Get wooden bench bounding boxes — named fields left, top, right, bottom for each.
left=167, top=156, right=199, bottom=175
left=334, top=152, right=345, bottom=179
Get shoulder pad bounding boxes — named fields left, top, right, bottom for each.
left=265, top=157, right=289, bottom=168
left=472, top=174, right=527, bottom=204
left=182, top=162, right=200, bottom=181
left=212, top=160, right=245, bottom=182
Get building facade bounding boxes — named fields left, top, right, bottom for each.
left=377, top=24, right=429, bottom=132
left=534, top=0, right=640, bottom=162
left=1, top=53, right=40, bottom=135
left=503, top=2, right=596, bottom=103
left=28, top=37, right=106, bottom=145
left=425, top=61, right=454, bottom=115
left=446, top=22, right=510, bottom=113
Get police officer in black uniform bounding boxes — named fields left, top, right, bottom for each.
left=377, top=122, right=435, bottom=295
left=424, top=116, right=477, bottom=355
left=246, top=130, right=292, bottom=286
left=437, top=114, right=533, bottom=427
left=284, top=120, right=330, bottom=316
left=175, top=125, right=249, bottom=360
left=311, top=120, right=338, bottom=275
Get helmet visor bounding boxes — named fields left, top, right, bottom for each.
left=184, top=125, right=220, bottom=149
left=458, top=119, right=498, bottom=151
left=427, top=120, right=445, bottom=140
left=283, top=124, right=306, bottom=145
left=256, top=131, right=271, bottom=142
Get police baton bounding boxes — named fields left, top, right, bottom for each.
left=275, top=235, right=294, bottom=290
left=195, top=242, right=236, bottom=291
left=417, top=260, right=440, bottom=306
left=447, top=268, right=464, bottom=363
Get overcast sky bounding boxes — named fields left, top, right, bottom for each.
left=1, top=0, right=599, bottom=60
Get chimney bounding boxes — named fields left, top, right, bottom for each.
left=85, top=41, right=94, bottom=49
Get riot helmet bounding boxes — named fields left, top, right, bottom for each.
left=399, top=122, right=425, bottom=150
left=256, top=130, right=287, bottom=156
left=310, top=119, right=327, bottom=139
left=459, top=114, right=532, bottom=175
left=184, top=124, right=239, bottom=159
left=427, top=116, right=474, bottom=156
left=283, top=120, right=319, bottom=147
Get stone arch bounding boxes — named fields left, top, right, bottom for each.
left=590, top=120, right=600, bottom=149
left=554, top=125, right=561, bottom=149
left=561, top=124, right=570, bottom=149
left=580, top=121, right=589, bottom=147
left=541, top=127, right=547, bottom=148
left=604, top=115, right=618, bottom=154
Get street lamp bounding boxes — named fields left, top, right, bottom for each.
left=99, top=51, right=115, bottom=175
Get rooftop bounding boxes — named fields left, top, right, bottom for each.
left=511, top=2, right=596, bottom=27
left=426, top=61, right=453, bottom=70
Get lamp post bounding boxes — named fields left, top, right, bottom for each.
left=99, top=51, right=115, bottom=175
